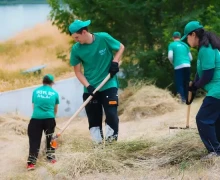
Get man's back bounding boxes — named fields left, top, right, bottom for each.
left=168, top=40, right=191, bottom=69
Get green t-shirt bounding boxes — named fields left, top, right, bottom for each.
left=168, top=40, right=191, bottom=68
left=197, top=44, right=220, bottom=99
left=31, top=85, right=59, bottom=119
left=70, top=32, right=121, bottom=92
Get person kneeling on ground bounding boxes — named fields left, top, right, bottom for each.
left=27, top=74, right=59, bottom=170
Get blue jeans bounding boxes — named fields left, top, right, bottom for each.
left=174, top=67, right=190, bottom=101
left=196, top=96, right=220, bottom=154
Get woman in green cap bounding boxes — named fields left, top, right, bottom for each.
left=27, top=74, right=59, bottom=170
left=182, top=21, right=220, bottom=159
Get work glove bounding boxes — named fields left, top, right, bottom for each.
left=186, top=82, right=197, bottom=105
left=86, top=85, right=96, bottom=96
left=109, top=62, right=119, bottom=78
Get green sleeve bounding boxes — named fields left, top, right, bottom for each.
left=200, top=46, right=215, bottom=70
left=32, top=91, right=35, bottom=103
left=56, top=93, right=60, bottom=104
left=168, top=43, right=173, bottom=51
left=70, top=45, right=81, bottom=66
left=102, top=33, right=121, bottom=51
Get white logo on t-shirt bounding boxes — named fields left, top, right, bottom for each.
left=99, top=48, right=106, bottom=55
left=36, top=90, right=55, bottom=99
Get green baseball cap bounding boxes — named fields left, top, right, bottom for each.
left=181, top=21, right=204, bottom=41
left=68, top=19, right=91, bottom=34
left=173, top=31, right=181, bottom=38
left=44, top=74, right=54, bottom=82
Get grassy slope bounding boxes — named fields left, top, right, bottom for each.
left=0, top=85, right=216, bottom=180
left=0, top=21, right=74, bottom=92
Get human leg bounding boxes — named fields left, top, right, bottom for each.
left=101, top=87, right=119, bottom=142
left=174, top=68, right=185, bottom=102
left=183, top=67, right=191, bottom=101
left=43, top=118, right=56, bottom=162
left=83, top=92, right=103, bottom=144
left=196, top=96, right=220, bottom=154
left=27, top=119, right=43, bottom=167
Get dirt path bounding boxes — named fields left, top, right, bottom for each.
left=0, top=99, right=202, bottom=179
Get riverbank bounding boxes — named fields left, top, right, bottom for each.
left=0, top=21, right=74, bottom=92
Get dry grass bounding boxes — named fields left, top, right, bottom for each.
left=3, top=128, right=215, bottom=180
left=0, top=21, right=74, bottom=92
left=0, top=86, right=219, bottom=179
left=119, top=84, right=180, bottom=121
left=0, top=113, right=29, bottom=135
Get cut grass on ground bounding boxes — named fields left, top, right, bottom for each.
left=3, top=130, right=213, bottom=179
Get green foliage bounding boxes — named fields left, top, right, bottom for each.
left=48, top=0, right=220, bottom=93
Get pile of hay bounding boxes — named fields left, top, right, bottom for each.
left=0, top=114, right=29, bottom=135
left=119, top=85, right=180, bottom=121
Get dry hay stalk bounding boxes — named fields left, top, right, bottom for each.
left=119, top=85, right=180, bottom=121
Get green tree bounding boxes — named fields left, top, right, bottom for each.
left=48, top=0, right=220, bottom=94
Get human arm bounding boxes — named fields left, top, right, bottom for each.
left=32, top=91, right=34, bottom=110
left=102, top=33, right=125, bottom=77
left=195, top=46, right=215, bottom=88
left=70, top=45, right=91, bottom=88
left=54, top=94, right=59, bottom=116
left=189, top=52, right=193, bottom=61
left=194, top=69, right=214, bottom=88
left=186, top=47, right=215, bottom=105
left=112, top=43, right=125, bottom=63
left=73, top=64, right=96, bottom=95
left=168, top=50, right=173, bottom=64
left=73, top=63, right=90, bottom=87
left=168, top=43, right=173, bottom=64
left=186, top=70, right=214, bottom=105
left=54, top=104, right=58, bottom=116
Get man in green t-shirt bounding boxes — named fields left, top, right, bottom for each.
left=68, top=19, right=125, bottom=144
left=168, top=31, right=193, bottom=103
left=27, top=74, right=59, bottom=170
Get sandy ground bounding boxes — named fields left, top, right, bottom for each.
left=0, top=98, right=203, bottom=180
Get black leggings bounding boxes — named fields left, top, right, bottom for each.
left=27, top=118, right=56, bottom=164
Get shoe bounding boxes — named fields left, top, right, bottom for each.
left=48, top=159, right=57, bottom=164
left=46, top=152, right=56, bottom=164
left=47, top=154, right=57, bottom=164
left=27, top=163, right=35, bottom=170
left=201, top=152, right=219, bottom=161
left=105, top=135, right=118, bottom=145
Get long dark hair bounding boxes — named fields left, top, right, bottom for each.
left=190, top=28, right=220, bottom=50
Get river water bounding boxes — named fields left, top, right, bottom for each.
left=0, top=4, right=51, bottom=41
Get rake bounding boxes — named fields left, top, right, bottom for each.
left=169, top=81, right=196, bottom=130
left=50, top=74, right=111, bottom=148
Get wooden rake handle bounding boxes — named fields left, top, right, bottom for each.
left=186, top=81, right=193, bottom=128
left=57, top=74, right=111, bottom=136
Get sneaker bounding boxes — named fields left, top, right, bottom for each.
left=48, top=159, right=57, bottom=164
left=47, top=154, right=57, bottom=164
left=27, top=163, right=35, bottom=170
left=201, top=152, right=219, bottom=161
left=105, top=135, right=117, bottom=145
